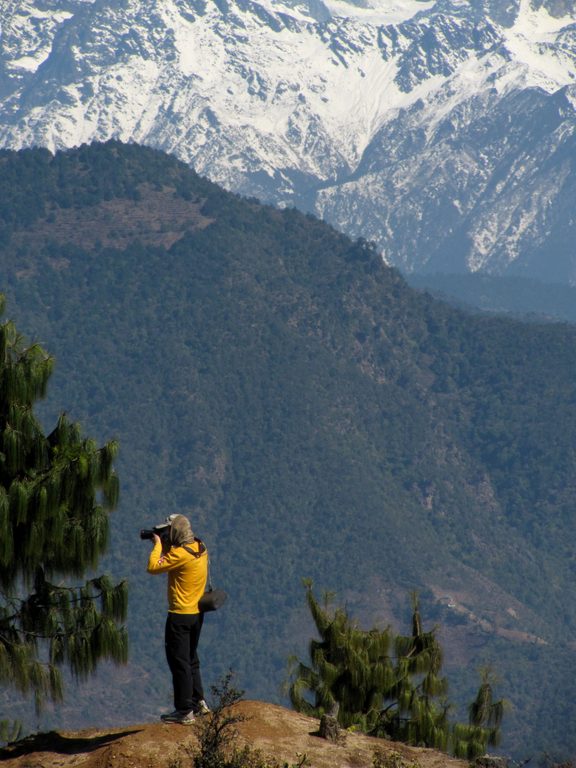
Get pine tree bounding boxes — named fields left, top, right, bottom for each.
left=451, top=668, right=505, bottom=760
left=0, top=296, right=127, bottom=713
left=288, top=580, right=395, bottom=733
left=288, top=581, right=504, bottom=758
left=380, top=591, right=450, bottom=750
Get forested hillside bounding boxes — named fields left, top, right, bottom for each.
left=1, top=142, right=576, bottom=759
left=406, top=272, right=576, bottom=325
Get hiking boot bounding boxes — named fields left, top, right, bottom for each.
left=161, top=709, right=196, bottom=725
left=194, top=699, right=211, bottom=715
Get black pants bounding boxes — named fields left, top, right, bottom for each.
left=165, top=612, right=205, bottom=712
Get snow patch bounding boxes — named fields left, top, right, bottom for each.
left=502, top=0, right=576, bottom=90
left=322, top=0, right=435, bottom=25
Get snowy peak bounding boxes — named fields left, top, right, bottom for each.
left=0, top=0, right=575, bottom=281
left=500, top=0, right=576, bottom=89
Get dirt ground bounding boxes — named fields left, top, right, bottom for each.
left=0, top=700, right=469, bottom=768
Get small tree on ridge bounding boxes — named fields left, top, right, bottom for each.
left=288, top=580, right=504, bottom=758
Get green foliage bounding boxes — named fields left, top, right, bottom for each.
left=0, top=299, right=127, bottom=709
left=450, top=669, right=504, bottom=760
left=0, top=719, right=22, bottom=747
left=289, top=583, right=504, bottom=758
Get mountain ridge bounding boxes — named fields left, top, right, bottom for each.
left=0, top=0, right=575, bottom=282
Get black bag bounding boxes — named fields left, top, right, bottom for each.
left=183, top=539, right=228, bottom=613
left=199, top=587, right=228, bottom=612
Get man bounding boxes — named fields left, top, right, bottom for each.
left=147, top=514, right=211, bottom=724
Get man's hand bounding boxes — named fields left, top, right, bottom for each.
left=152, top=533, right=161, bottom=545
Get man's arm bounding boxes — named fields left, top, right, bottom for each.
left=147, top=533, right=174, bottom=574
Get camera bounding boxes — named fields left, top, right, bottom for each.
left=140, top=518, right=173, bottom=552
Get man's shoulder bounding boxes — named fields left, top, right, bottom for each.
left=172, top=543, right=207, bottom=562
left=182, top=541, right=208, bottom=557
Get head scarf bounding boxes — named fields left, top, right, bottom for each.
left=169, top=514, right=195, bottom=547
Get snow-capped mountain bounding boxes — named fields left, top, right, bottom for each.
left=1, top=0, right=575, bottom=281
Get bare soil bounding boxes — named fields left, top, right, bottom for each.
left=0, top=701, right=468, bottom=768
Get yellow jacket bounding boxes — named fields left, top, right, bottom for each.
left=147, top=538, right=208, bottom=614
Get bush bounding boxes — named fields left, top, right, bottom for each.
left=174, top=673, right=309, bottom=768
